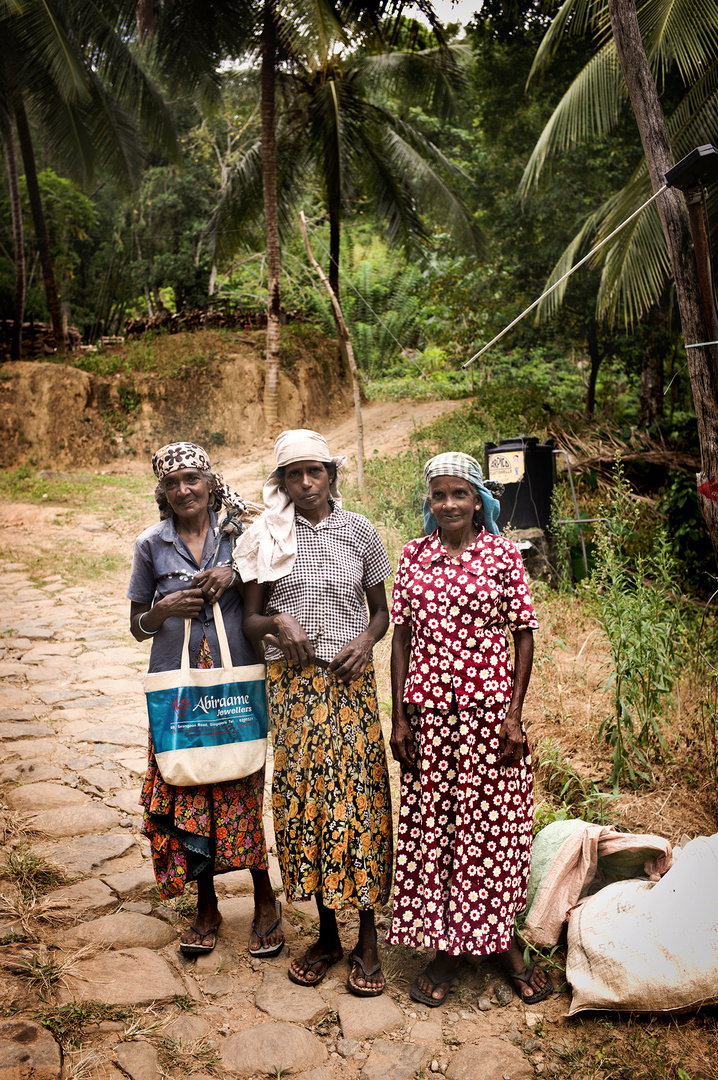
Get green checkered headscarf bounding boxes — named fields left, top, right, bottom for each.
left=423, top=452, right=502, bottom=535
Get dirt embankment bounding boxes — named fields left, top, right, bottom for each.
left=0, top=331, right=353, bottom=470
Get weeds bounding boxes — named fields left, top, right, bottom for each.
left=6, top=945, right=97, bottom=1001
left=158, top=1035, right=220, bottom=1075
left=170, top=994, right=196, bottom=1012
left=65, top=1050, right=107, bottom=1080
left=535, top=739, right=618, bottom=826
left=121, top=1008, right=165, bottom=1041
left=34, top=1002, right=132, bottom=1048
left=589, top=459, right=687, bottom=789
left=553, top=1019, right=707, bottom=1080
left=3, top=850, right=70, bottom=901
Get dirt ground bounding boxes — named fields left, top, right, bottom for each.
left=1, top=395, right=717, bottom=1080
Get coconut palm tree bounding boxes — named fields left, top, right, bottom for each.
left=519, top=0, right=718, bottom=327
left=521, top=0, right=718, bottom=560
left=210, top=31, right=480, bottom=316
left=140, top=0, right=452, bottom=428
left=0, top=0, right=176, bottom=354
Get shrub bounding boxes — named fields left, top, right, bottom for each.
left=589, top=460, right=688, bottom=788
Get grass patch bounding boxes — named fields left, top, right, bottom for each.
left=3, top=543, right=128, bottom=587
left=6, top=945, right=98, bottom=1000
left=71, top=330, right=229, bottom=381
left=553, top=1016, right=717, bottom=1080
left=364, top=372, right=474, bottom=402
left=3, top=850, right=70, bottom=901
left=535, top=739, right=619, bottom=828
left=0, top=465, right=151, bottom=510
left=158, top=1035, right=220, bottom=1075
left=34, top=1001, right=132, bottom=1048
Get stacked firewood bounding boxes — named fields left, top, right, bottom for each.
left=124, top=304, right=304, bottom=337
left=0, top=320, right=82, bottom=362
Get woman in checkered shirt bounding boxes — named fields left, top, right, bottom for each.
left=240, top=430, right=393, bottom=997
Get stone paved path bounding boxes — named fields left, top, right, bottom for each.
left=0, top=404, right=569, bottom=1080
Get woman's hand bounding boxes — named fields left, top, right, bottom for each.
left=274, top=613, right=315, bottom=665
left=329, top=632, right=373, bottom=684
left=158, top=587, right=206, bottom=620
left=390, top=709, right=417, bottom=772
left=497, top=713, right=524, bottom=767
left=193, top=565, right=234, bottom=604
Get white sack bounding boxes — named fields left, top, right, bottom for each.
left=566, top=834, right=718, bottom=1015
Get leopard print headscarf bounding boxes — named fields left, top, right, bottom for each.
left=151, top=442, right=250, bottom=516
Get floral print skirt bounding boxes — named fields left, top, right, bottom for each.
left=387, top=697, right=534, bottom=957
left=141, top=636, right=268, bottom=900
left=267, top=659, right=393, bottom=910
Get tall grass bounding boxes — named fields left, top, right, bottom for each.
left=589, top=460, right=688, bottom=789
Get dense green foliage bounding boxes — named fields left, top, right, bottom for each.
left=0, top=0, right=700, bottom=434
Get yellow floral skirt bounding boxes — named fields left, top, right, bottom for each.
left=267, top=659, right=393, bottom=911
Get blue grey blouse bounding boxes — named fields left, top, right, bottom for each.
left=127, top=510, right=257, bottom=673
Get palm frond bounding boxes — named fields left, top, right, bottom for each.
left=520, top=40, right=626, bottom=193
left=379, top=127, right=480, bottom=252
left=208, top=139, right=265, bottom=262
left=527, top=0, right=599, bottom=84
left=642, top=0, right=718, bottom=85
left=13, top=1, right=90, bottom=103
left=356, top=44, right=468, bottom=120
left=535, top=205, right=606, bottom=322
left=597, top=199, right=671, bottom=325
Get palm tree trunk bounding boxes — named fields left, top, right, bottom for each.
left=607, top=0, right=718, bottom=562
left=11, top=88, right=65, bottom=354
left=586, top=318, right=601, bottom=418
left=262, top=0, right=281, bottom=431
left=300, top=212, right=364, bottom=495
left=1, top=107, right=25, bottom=361
left=329, top=206, right=340, bottom=304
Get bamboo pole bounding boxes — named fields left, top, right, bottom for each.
left=299, top=211, right=365, bottom=496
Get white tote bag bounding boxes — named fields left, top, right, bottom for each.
left=144, top=603, right=267, bottom=786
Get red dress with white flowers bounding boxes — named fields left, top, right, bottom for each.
left=387, top=528, right=538, bottom=957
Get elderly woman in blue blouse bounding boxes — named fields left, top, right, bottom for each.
left=127, top=442, right=282, bottom=958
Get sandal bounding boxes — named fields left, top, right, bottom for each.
left=409, top=959, right=462, bottom=1008
left=347, top=951, right=385, bottom=998
left=249, top=900, right=284, bottom=959
left=287, top=945, right=343, bottom=987
left=180, top=921, right=221, bottom=956
left=507, top=961, right=554, bottom=1004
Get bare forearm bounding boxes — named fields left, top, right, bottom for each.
left=507, top=629, right=534, bottom=719
left=390, top=624, right=411, bottom=719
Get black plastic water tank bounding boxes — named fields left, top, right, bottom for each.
left=485, top=436, right=555, bottom=530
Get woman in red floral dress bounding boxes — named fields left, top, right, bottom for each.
left=388, top=452, right=552, bottom=1006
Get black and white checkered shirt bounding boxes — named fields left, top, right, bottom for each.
left=265, top=507, right=392, bottom=663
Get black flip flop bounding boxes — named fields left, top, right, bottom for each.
left=508, top=961, right=554, bottom=1004
left=180, top=922, right=221, bottom=956
left=347, top=951, right=385, bottom=997
left=409, top=959, right=462, bottom=1008
left=248, top=899, right=284, bottom=958
left=287, top=946, right=343, bottom=987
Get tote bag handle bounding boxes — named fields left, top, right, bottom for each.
left=180, top=601, right=232, bottom=676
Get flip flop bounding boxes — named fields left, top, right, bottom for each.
left=347, top=951, right=385, bottom=998
left=507, top=961, right=554, bottom=1004
left=249, top=899, right=284, bottom=958
left=287, top=946, right=343, bottom=987
left=180, top=921, right=221, bottom=956
left=409, top=959, right=463, bottom=1008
